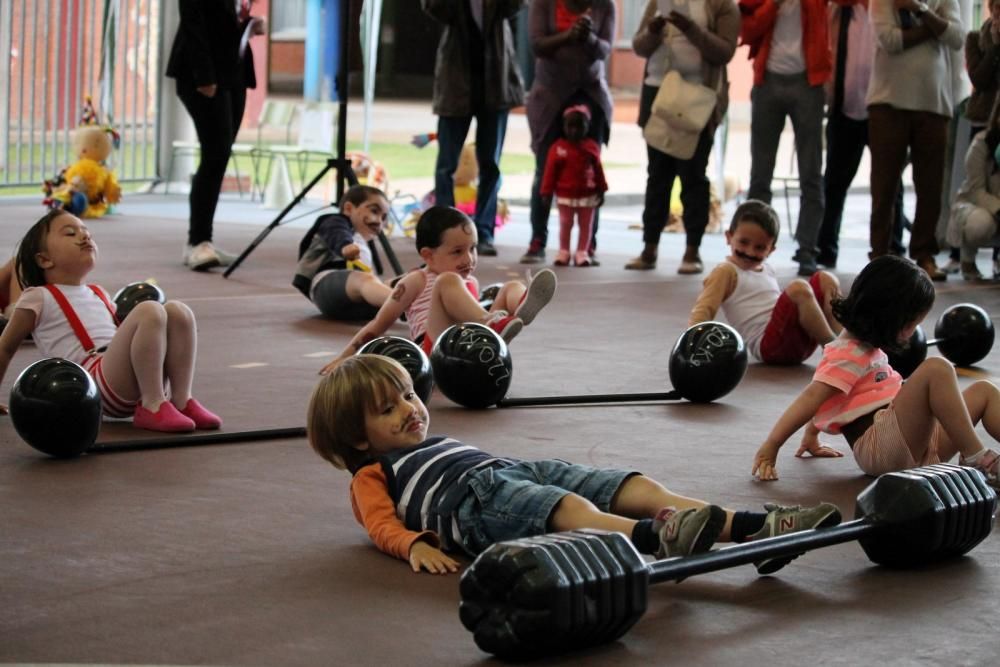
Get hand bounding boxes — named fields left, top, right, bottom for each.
left=795, top=438, right=844, bottom=459
left=409, top=541, right=461, bottom=574
left=752, top=443, right=780, bottom=481
left=570, top=16, right=593, bottom=42
left=319, top=352, right=350, bottom=376
left=666, top=10, right=695, bottom=34
left=342, top=243, right=361, bottom=261
left=196, top=84, right=217, bottom=98
left=410, top=133, right=435, bottom=148
left=648, top=15, right=668, bottom=34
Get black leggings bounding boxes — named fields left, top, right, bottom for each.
left=178, top=86, right=246, bottom=246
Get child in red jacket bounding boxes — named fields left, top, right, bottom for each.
left=540, top=105, right=608, bottom=267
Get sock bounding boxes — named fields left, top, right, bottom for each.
left=962, top=448, right=987, bottom=464
left=730, top=511, right=768, bottom=543
left=631, top=518, right=659, bottom=555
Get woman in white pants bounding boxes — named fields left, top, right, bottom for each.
left=948, top=103, right=1000, bottom=280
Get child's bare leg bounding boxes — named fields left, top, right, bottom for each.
left=493, top=281, right=527, bottom=314
left=425, top=272, right=491, bottom=342
left=608, top=475, right=738, bottom=541
left=100, top=301, right=168, bottom=409
left=163, top=301, right=196, bottom=408
left=815, top=270, right=843, bottom=335
left=894, top=357, right=986, bottom=460
left=786, top=279, right=836, bottom=345
left=936, top=380, right=1000, bottom=461
left=346, top=272, right=392, bottom=308
left=548, top=492, right=639, bottom=535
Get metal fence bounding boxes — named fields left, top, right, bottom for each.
left=0, top=0, right=161, bottom=189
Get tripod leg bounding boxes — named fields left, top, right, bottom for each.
left=223, top=163, right=332, bottom=278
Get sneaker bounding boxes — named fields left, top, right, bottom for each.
left=178, top=398, right=223, bottom=430
left=942, top=257, right=962, bottom=275
left=477, top=241, right=498, bottom=257
left=554, top=249, right=571, bottom=267
left=574, top=251, right=593, bottom=267
left=796, top=251, right=819, bottom=277
left=214, top=246, right=238, bottom=267
left=960, top=448, right=999, bottom=489
left=519, top=239, right=545, bottom=264
left=816, top=253, right=838, bottom=270
left=183, top=242, right=221, bottom=271
left=677, top=259, right=703, bottom=275
left=748, top=502, right=842, bottom=575
left=133, top=401, right=196, bottom=433
left=654, top=505, right=726, bottom=559
left=485, top=311, right=524, bottom=343
left=514, top=269, right=557, bottom=325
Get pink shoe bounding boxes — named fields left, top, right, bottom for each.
left=179, top=398, right=223, bottom=430
left=133, top=401, right=196, bottom=433
left=554, top=249, right=571, bottom=266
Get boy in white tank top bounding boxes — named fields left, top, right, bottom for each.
left=688, top=200, right=842, bottom=364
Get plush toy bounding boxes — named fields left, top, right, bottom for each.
left=42, top=98, right=122, bottom=218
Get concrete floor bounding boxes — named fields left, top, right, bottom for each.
left=0, top=193, right=997, bottom=666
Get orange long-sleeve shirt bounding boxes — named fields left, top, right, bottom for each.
left=350, top=463, right=440, bottom=562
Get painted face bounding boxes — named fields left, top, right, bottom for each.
left=37, top=214, right=97, bottom=278
left=725, top=220, right=775, bottom=270
left=421, top=223, right=478, bottom=279
left=345, top=195, right=390, bottom=241
left=563, top=112, right=588, bottom=142
left=358, top=377, right=430, bottom=455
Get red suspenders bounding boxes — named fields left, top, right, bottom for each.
left=43, top=284, right=119, bottom=356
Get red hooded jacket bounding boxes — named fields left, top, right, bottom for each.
left=739, top=0, right=832, bottom=86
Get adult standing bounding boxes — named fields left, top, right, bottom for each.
left=422, top=1, right=526, bottom=257
left=166, top=0, right=264, bottom=271
left=519, top=0, right=615, bottom=265
left=866, top=0, right=963, bottom=280
left=961, top=0, right=1000, bottom=277
left=739, top=0, right=831, bottom=277
left=624, top=0, right=740, bottom=274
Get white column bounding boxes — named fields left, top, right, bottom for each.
left=155, top=0, right=197, bottom=193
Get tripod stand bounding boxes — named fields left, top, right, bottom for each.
left=223, top=0, right=402, bottom=279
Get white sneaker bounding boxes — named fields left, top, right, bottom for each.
left=941, top=258, right=962, bottom=275
left=214, top=246, right=238, bottom=267
left=183, top=242, right=221, bottom=271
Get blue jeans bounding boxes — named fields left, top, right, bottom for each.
left=434, top=111, right=509, bottom=244
left=747, top=72, right=825, bottom=259
left=454, top=460, right=635, bottom=555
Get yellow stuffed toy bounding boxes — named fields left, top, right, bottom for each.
left=42, top=97, right=122, bottom=218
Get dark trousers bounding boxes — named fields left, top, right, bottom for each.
left=435, top=110, right=509, bottom=245
left=641, top=124, right=714, bottom=249
left=529, top=95, right=608, bottom=250
left=868, top=104, right=947, bottom=260
left=178, top=86, right=246, bottom=246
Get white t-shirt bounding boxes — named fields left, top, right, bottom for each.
left=15, top=284, right=118, bottom=365
left=767, top=0, right=806, bottom=75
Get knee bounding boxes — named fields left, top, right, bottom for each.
left=164, top=300, right=194, bottom=323
left=130, top=300, right=168, bottom=324
left=816, top=270, right=840, bottom=296
left=433, top=272, right=463, bottom=293
left=918, top=356, right=955, bottom=378
left=784, top=279, right=813, bottom=303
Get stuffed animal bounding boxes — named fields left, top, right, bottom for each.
left=407, top=138, right=511, bottom=232
left=42, top=98, right=122, bottom=218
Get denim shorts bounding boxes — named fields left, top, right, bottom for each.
left=453, top=460, right=637, bottom=555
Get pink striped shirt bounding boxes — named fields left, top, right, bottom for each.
left=405, top=268, right=479, bottom=342
left=812, top=332, right=902, bottom=434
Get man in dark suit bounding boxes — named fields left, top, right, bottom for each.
left=167, top=0, right=263, bottom=271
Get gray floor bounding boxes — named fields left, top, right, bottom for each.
left=0, top=193, right=997, bottom=666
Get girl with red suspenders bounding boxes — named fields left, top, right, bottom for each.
left=0, top=210, right=221, bottom=433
